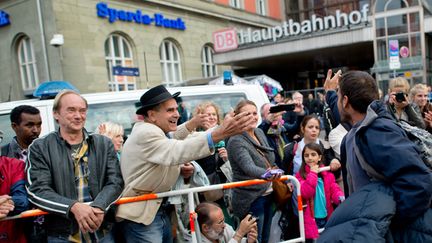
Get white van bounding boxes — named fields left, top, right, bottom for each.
left=0, top=84, right=269, bottom=145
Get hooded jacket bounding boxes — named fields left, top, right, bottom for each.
left=341, top=100, right=432, bottom=224
left=321, top=101, right=432, bottom=242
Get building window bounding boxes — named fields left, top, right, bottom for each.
left=230, top=0, right=242, bottom=9
left=201, top=45, right=217, bottom=78
left=17, top=36, right=39, bottom=90
left=160, top=39, right=183, bottom=86
left=372, top=0, right=424, bottom=90
left=257, top=0, right=266, bottom=15
left=105, top=34, right=136, bottom=91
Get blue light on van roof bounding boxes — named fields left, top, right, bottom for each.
left=33, top=81, right=79, bottom=99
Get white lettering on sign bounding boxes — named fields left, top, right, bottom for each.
left=213, top=28, right=238, bottom=53
left=236, top=4, right=369, bottom=46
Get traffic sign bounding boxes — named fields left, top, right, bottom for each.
left=389, top=40, right=400, bottom=70
left=113, top=66, right=140, bottom=76
left=400, top=46, right=410, bottom=58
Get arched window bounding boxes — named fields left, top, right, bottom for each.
left=201, top=45, right=217, bottom=78
left=17, top=36, right=39, bottom=90
left=105, top=34, right=136, bottom=91
left=159, top=39, right=182, bottom=86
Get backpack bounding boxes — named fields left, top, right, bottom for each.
left=398, top=120, right=432, bottom=169
left=353, top=120, right=432, bottom=181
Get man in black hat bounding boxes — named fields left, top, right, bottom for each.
left=116, top=85, right=256, bottom=242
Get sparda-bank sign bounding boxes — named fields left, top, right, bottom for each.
left=96, top=2, right=186, bottom=31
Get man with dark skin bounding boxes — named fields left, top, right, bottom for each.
left=1, top=105, right=42, bottom=160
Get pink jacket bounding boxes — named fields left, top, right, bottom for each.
left=295, top=165, right=344, bottom=239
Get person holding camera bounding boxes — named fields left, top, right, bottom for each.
left=387, top=77, right=425, bottom=129
left=196, top=202, right=258, bottom=243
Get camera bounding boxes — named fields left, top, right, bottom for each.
left=269, top=104, right=295, bottom=113
left=395, top=92, right=406, bottom=103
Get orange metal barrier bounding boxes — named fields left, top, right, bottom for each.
left=3, top=175, right=306, bottom=243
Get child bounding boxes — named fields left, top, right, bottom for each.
left=295, top=143, right=344, bottom=242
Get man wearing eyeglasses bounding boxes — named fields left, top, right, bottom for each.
left=26, top=90, right=124, bottom=243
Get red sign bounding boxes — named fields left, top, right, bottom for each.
left=212, top=28, right=238, bottom=53
left=400, top=46, right=410, bottom=58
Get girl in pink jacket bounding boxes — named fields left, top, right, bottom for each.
left=295, top=143, right=344, bottom=241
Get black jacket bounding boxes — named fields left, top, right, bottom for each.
left=26, top=130, right=124, bottom=236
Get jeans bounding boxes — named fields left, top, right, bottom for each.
left=120, top=209, right=173, bottom=243
left=249, top=194, right=275, bottom=243
left=47, top=232, right=114, bottom=243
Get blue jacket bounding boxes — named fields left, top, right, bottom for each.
left=318, top=182, right=396, bottom=242
left=341, top=100, right=432, bottom=224
left=325, top=90, right=340, bottom=125
left=319, top=182, right=432, bottom=242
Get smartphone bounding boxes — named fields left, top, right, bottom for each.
left=260, top=169, right=284, bottom=179
left=248, top=213, right=259, bottom=222
left=269, top=104, right=295, bottom=113
left=395, top=92, right=406, bottom=103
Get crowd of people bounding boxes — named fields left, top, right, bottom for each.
left=0, top=70, right=431, bottom=243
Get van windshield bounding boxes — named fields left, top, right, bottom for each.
left=85, top=93, right=247, bottom=137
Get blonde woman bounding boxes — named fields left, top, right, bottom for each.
left=387, top=77, right=425, bottom=129
left=96, top=121, right=124, bottom=160
left=193, top=102, right=230, bottom=193
left=410, top=83, right=432, bottom=133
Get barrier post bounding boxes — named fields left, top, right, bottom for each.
left=188, top=192, right=197, bottom=243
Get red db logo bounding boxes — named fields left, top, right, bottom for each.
left=213, top=28, right=238, bottom=53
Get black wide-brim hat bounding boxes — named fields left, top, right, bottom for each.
left=136, top=85, right=180, bottom=115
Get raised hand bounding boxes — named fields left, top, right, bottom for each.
left=324, top=69, right=342, bottom=91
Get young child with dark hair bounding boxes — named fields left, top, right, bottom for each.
left=296, top=143, right=344, bottom=242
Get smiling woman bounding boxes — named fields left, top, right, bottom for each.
left=227, top=99, right=275, bottom=243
